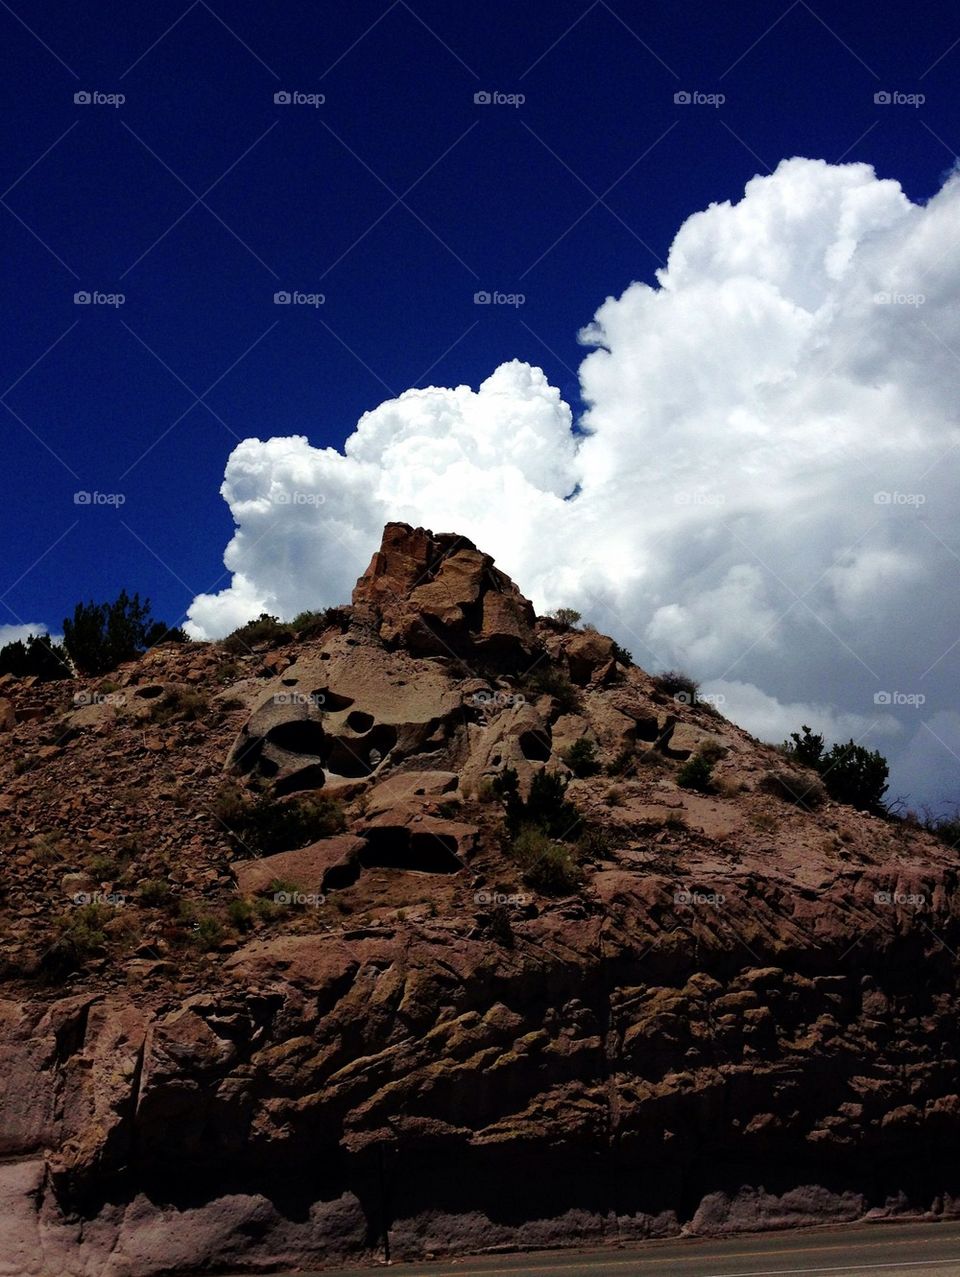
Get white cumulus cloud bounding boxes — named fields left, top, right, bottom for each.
left=187, top=157, right=960, bottom=809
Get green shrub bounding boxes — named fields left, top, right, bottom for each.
left=494, top=767, right=582, bottom=840
left=522, top=665, right=581, bottom=713
left=677, top=753, right=714, bottom=793
left=42, top=903, right=112, bottom=977
left=611, top=642, right=632, bottom=666
left=782, top=724, right=825, bottom=769
left=510, top=825, right=581, bottom=893
left=214, top=789, right=346, bottom=856
left=222, top=614, right=293, bottom=655
left=0, top=632, right=72, bottom=681
left=149, top=687, right=209, bottom=724
left=820, top=740, right=888, bottom=811
left=138, top=879, right=173, bottom=908
left=562, top=737, right=601, bottom=778
left=606, top=745, right=636, bottom=777
left=63, top=590, right=185, bottom=676
left=291, top=607, right=347, bottom=637
left=191, top=914, right=226, bottom=950
left=782, top=725, right=888, bottom=812
left=549, top=608, right=581, bottom=628
left=760, top=768, right=826, bottom=809
left=654, top=669, right=699, bottom=705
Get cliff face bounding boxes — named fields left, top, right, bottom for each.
left=1, top=523, right=959, bottom=1275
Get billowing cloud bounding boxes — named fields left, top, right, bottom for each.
left=188, top=157, right=960, bottom=808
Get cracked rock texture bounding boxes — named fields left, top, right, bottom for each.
left=1, top=523, right=959, bottom=1275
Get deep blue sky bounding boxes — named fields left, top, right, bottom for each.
left=1, top=0, right=957, bottom=635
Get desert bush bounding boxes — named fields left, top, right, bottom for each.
left=214, top=788, right=346, bottom=856
left=677, top=752, right=714, bottom=793
left=510, top=825, right=581, bottom=893
left=654, top=669, right=700, bottom=705
left=42, top=903, right=112, bottom=977
left=606, top=745, right=635, bottom=777
left=0, top=632, right=72, bottom=681
left=548, top=607, right=581, bottom=628
left=222, top=613, right=293, bottom=655
left=522, top=665, right=581, bottom=713
left=760, top=768, right=826, bottom=809
left=494, top=767, right=582, bottom=840
left=782, top=725, right=888, bottom=812
left=138, top=879, right=173, bottom=908
left=819, top=740, right=888, bottom=811
left=562, top=737, right=601, bottom=778
left=291, top=606, right=348, bottom=638
left=782, top=724, right=825, bottom=769
left=611, top=641, right=633, bottom=666
left=63, top=591, right=185, bottom=675
left=149, top=687, right=209, bottom=724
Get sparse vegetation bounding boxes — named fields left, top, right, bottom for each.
left=149, top=687, right=209, bottom=724
left=760, top=767, right=826, bottom=809
left=677, top=752, right=714, bottom=793
left=138, top=879, right=173, bottom=908
left=223, top=613, right=293, bottom=655
left=611, top=641, right=633, bottom=666
left=494, top=767, right=582, bottom=840
left=509, top=825, right=581, bottom=893
left=606, top=745, right=636, bottom=777
left=42, top=903, right=112, bottom=977
left=654, top=669, right=699, bottom=704
left=213, top=785, right=346, bottom=856
left=561, top=737, right=601, bottom=778
left=549, top=608, right=581, bottom=628
left=782, top=725, right=889, bottom=812
left=63, top=591, right=186, bottom=676
left=291, top=607, right=348, bottom=638
left=522, top=665, right=581, bottom=713
left=0, top=632, right=72, bottom=681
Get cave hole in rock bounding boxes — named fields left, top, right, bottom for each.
left=281, top=677, right=299, bottom=687
left=360, top=826, right=462, bottom=874
left=346, top=710, right=375, bottom=734
left=322, top=858, right=362, bottom=891
left=275, top=764, right=327, bottom=796
left=324, top=724, right=398, bottom=777
left=232, top=736, right=263, bottom=774
left=266, top=720, right=327, bottom=754
left=519, top=729, right=552, bottom=762
left=133, top=684, right=165, bottom=699
left=311, top=688, right=354, bottom=712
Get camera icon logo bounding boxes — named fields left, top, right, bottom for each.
left=273, top=290, right=292, bottom=304
left=274, top=90, right=292, bottom=104
left=874, top=691, right=892, bottom=705
left=474, top=90, right=492, bottom=104
left=274, top=891, right=292, bottom=904
left=674, top=90, right=691, bottom=104
left=474, top=290, right=492, bottom=304
left=874, top=91, right=891, bottom=104
left=73, top=491, right=92, bottom=505
left=74, top=291, right=91, bottom=304
left=74, top=90, right=91, bottom=104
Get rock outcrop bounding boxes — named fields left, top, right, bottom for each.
left=0, top=524, right=959, bottom=1275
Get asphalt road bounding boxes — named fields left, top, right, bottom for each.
left=288, top=1220, right=960, bottom=1277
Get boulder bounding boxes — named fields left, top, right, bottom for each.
left=233, top=835, right=366, bottom=896
left=353, top=522, right=536, bottom=666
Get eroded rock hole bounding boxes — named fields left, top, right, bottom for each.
left=346, top=710, right=375, bottom=734
left=519, top=729, right=551, bottom=762
left=360, top=827, right=462, bottom=874
left=275, top=764, right=327, bottom=796
left=266, top=720, right=327, bottom=754
left=311, top=688, right=354, bottom=711
left=324, top=724, right=398, bottom=777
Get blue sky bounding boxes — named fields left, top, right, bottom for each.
left=2, top=0, right=956, bottom=636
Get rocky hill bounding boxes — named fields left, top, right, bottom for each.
left=1, top=523, right=958, bottom=1275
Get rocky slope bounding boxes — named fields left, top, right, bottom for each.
left=1, top=523, right=959, bottom=1276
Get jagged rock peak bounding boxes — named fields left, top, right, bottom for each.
left=351, top=522, right=536, bottom=664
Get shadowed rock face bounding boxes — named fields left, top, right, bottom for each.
left=2, top=524, right=960, bottom=1275
left=352, top=522, right=537, bottom=667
